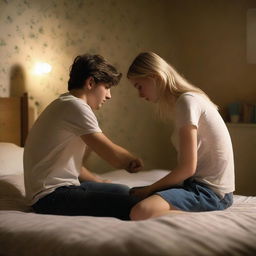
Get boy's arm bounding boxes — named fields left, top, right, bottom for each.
left=81, top=132, right=143, bottom=173
left=79, top=146, right=111, bottom=183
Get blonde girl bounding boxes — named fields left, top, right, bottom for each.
left=127, top=52, right=234, bottom=220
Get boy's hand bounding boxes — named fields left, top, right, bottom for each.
left=79, top=166, right=112, bottom=183
left=94, top=175, right=112, bottom=183
left=126, top=158, right=143, bottom=173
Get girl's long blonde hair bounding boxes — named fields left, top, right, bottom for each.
left=127, top=52, right=218, bottom=120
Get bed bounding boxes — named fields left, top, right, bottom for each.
left=0, top=94, right=256, bottom=256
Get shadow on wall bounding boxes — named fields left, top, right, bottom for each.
left=9, top=64, right=26, bottom=97
left=9, top=64, right=36, bottom=129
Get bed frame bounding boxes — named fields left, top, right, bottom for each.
left=0, top=93, right=28, bottom=147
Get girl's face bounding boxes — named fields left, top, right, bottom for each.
left=130, top=77, right=159, bottom=103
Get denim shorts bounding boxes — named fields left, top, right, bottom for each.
left=156, top=178, right=233, bottom=212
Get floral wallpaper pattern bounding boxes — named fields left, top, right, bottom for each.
left=0, top=0, right=177, bottom=172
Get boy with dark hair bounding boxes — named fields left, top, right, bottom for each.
left=24, top=54, right=143, bottom=220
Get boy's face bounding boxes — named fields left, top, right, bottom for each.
left=87, top=83, right=111, bottom=110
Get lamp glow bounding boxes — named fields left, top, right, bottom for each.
left=34, top=62, right=52, bottom=75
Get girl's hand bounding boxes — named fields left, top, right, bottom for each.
left=130, top=186, right=153, bottom=200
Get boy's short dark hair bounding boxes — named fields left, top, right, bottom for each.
left=68, top=54, right=122, bottom=90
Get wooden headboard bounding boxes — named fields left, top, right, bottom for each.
left=0, top=93, right=29, bottom=147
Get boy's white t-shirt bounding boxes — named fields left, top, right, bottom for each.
left=172, top=92, right=235, bottom=197
left=24, top=92, right=102, bottom=205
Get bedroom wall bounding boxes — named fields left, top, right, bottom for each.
left=1, top=0, right=255, bottom=175
left=166, top=0, right=256, bottom=195
left=167, top=0, right=256, bottom=119
left=0, top=0, right=177, bottom=173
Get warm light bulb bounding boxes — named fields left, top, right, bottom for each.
left=34, top=62, right=52, bottom=75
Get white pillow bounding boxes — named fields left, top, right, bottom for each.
left=0, top=174, right=30, bottom=211
left=0, top=143, right=29, bottom=211
left=100, top=169, right=169, bottom=188
left=0, top=142, right=24, bottom=175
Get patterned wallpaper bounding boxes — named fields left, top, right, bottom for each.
left=0, top=0, right=177, bottom=173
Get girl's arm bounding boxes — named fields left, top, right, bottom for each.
left=151, top=124, right=197, bottom=191
left=131, top=124, right=197, bottom=198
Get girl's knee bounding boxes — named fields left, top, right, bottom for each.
left=130, top=195, right=172, bottom=220
left=130, top=202, right=154, bottom=221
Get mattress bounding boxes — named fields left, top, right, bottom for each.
left=0, top=143, right=256, bottom=256
left=1, top=172, right=256, bottom=256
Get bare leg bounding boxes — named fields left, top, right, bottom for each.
left=130, top=195, right=184, bottom=221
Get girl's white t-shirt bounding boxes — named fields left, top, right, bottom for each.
left=172, top=92, right=235, bottom=197
left=24, top=93, right=102, bottom=205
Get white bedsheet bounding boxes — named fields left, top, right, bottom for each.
left=0, top=170, right=256, bottom=256
left=0, top=195, right=256, bottom=256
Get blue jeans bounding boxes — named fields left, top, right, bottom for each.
left=32, top=181, right=139, bottom=220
